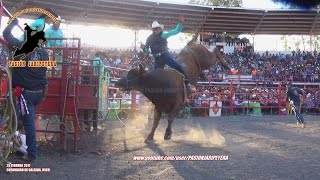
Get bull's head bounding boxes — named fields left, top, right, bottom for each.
left=115, top=64, right=146, bottom=91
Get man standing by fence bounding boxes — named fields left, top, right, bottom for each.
left=45, top=16, right=65, bottom=47
left=3, top=18, right=51, bottom=162
left=286, top=82, right=305, bottom=128
left=45, top=16, right=65, bottom=76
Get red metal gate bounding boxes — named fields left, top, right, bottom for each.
left=36, top=38, right=81, bottom=150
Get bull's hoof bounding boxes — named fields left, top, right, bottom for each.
left=144, top=138, right=154, bottom=144
left=164, top=130, right=172, bottom=140
left=164, top=133, right=172, bottom=140
left=144, top=135, right=154, bottom=144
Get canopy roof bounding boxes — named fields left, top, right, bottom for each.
left=3, top=0, right=320, bottom=35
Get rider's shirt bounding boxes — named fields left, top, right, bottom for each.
left=144, top=22, right=183, bottom=55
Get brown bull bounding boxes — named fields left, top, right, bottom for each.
left=177, top=44, right=230, bottom=85
left=115, top=44, right=230, bottom=143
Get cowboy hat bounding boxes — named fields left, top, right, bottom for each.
left=151, top=21, right=164, bottom=30
left=95, top=51, right=106, bottom=57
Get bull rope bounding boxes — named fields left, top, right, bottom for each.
left=169, top=68, right=187, bottom=103
left=0, top=4, right=26, bottom=164
left=0, top=56, right=19, bottom=166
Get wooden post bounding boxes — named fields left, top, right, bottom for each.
left=278, top=82, right=282, bottom=115
left=131, top=90, right=137, bottom=119
left=230, top=80, right=234, bottom=115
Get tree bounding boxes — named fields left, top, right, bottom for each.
left=293, top=36, right=301, bottom=51
left=271, top=0, right=320, bottom=9
left=315, top=36, right=320, bottom=51
left=280, top=35, right=292, bottom=51
left=189, top=0, right=243, bottom=44
left=301, top=35, right=307, bottom=51
left=189, top=0, right=243, bottom=7
left=270, top=1, right=320, bottom=52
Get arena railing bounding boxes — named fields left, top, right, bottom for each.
left=192, top=79, right=320, bottom=116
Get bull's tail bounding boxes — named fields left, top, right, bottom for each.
left=213, top=48, right=230, bottom=70
left=187, top=30, right=199, bottom=46
left=179, top=71, right=187, bottom=102
left=183, top=83, right=187, bottom=104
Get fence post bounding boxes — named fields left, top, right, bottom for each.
left=230, top=80, right=234, bottom=115
left=278, top=82, right=282, bottom=115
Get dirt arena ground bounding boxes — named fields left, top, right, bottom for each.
left=1, top=115, right=320, bottom=180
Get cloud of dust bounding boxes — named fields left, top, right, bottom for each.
left=104, top=112, right=152, bottom=143
left=124, top=104, right=154, bottom=138
left=127, top=113, right=149, bottom=130
left=177, top=126, right=225, bottom=148
left=118, top=101, right=225, bottom=148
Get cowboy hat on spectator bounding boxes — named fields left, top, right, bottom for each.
left=57, top=16, right=65, bottom=23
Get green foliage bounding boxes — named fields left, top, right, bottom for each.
left=315, top=36, right=320, bottom=51
left=293, top=37, right=301, bottom=50
left=280, top=35, right=292, bottom=51
left=189, top=0, right=243, bottom=7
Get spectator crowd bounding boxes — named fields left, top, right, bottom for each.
left=220, top=50, right=320, bottom=82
